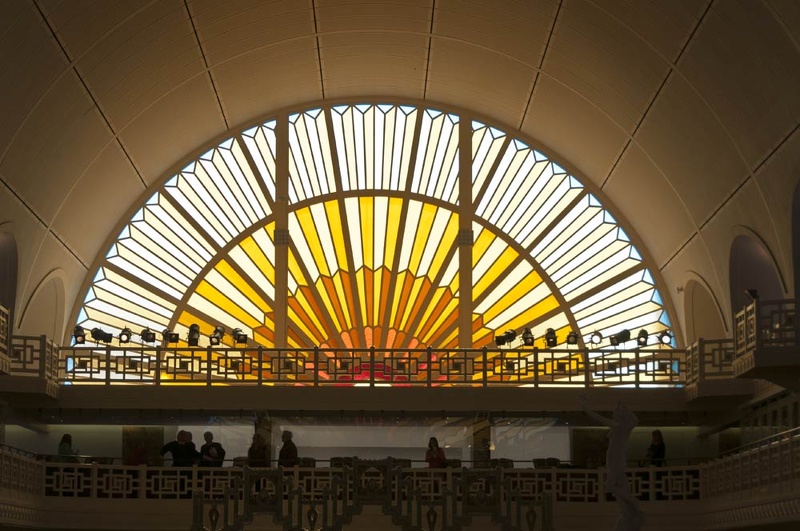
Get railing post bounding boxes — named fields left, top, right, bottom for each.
left=635, top=349, right=640, bottom=388
left=314, top=346, right=319, bottom=387
left=206, top=347, right=212, bottom=386
left=534, top=347, right=539, bottom=387
left=257, top=346, right=263, bottom=386
left=427, top=347, right=432, bottom=387
left=482, top=347, right=488, bottom=387
left=369, top=346, right=375, bottom=387
left=154, top=346, right=161, bottom=385
left=138, top=465, right=147, bottom=499
left=697, top=338, right=705, bottom=383
left=38, top=335, right=47, bottom=378
left=91, top=463, right=98, bottom=499
left=105, top=345, right=111, bottom=385
left=583, top=350, right=590, bottom=388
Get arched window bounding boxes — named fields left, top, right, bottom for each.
left=72, top=103, right=673, bottom=359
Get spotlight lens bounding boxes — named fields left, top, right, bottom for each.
left=659, top=331, right=672, bottom=345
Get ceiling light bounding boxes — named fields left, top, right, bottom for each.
left=566, top=331, right=579, bottom=345
left=118, top=327, right=132, bottom=343
left=590, top=331, right=603, bottom=345
left=209, top=325, right=225, bottom=346
left=521, top=328, right=534, bottom=346
left=90, top=327, right=113, bottom=343
left=188, top=324, right=201, bottom=347
left=140, top=328, right=156, bottom=343
left=609, top=329, right=631, bottom=347
left=162, top=328, right=179, bottom=344
left=636, top=329, right=649, bottom=347
left=658, top=331, right=672, bottom=345
left=231, top=328, right=248, bottom=344
left=73, top=326, right=86, bottom=345
left=544, top=328, right=557, bottom=347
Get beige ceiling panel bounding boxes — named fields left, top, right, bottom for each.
left=767, top=0, right=800, bottom=45
left=700, top=178, right=791, bottom=310
left=679, top=1, right=800, bottom=169
left=0, top=2, right=67, bottom=156
left=52, top=143, right=144, bottom=266
left=38, top=0, right=145, bottom=58
left=426, top=38, right=532, bottom=128
left=659, top=233, right=728, bottom=339
left=750, top=129, right=800, bottom=288
left=212, top=39, right=321, bottom=125
left=119, top=76, right=225, bottom=185
left=75, top=1, right=206, bottom=129
left=190, top=0, right=315, bottom=65
left=521, top=76, right=628, bottom=186
left=1, top=72, right=112, bottom=224
left=321, top=32, right=427, bottom=99
left=593, top=0, right=705, bottom=60
left=434, top=0, right=556, bottom=65
left=16, top=232, right=87, bottom=340
left=604, top=143, right=695, bottom=268
left=635, top=75, right=748, bottom=226
left=545, top=0, right=670, bottom=132
left=318, top=0, right=430, bottom=32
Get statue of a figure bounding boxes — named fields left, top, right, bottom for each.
left=579, top=392, right=644, bottom=531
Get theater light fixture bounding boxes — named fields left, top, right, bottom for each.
left=567, top=331, right=579, bottom=345
left=503, top=330, right=517, bottom=345
left=495, top=333, right=507, bottom=347
left=231, top=328, right=248, bottom=344
left=658, top=331, right=672, bottom=345
left=609, top=329, right=631, bottom=347
left=636, top=329, right=649, bottom=347
left=521, top=328, right=535, bottom=346
left=91, top=327, right=113, bottom=343
left=209, top=325, right=225, bottom=346
left=590, top=331, right=603, bottom=345
left=187, top=324, right=201, bottom=347
left=162, top=328, right=179, bottom=344
left=73, top=326, right=86, bottom=345
left=118, top=327, right=132, bottom=343
left=140, top=328, right=156, bottom=343
left=544, top=328, right=557, bottom=347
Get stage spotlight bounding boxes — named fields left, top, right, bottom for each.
left=609, top=329, right=631, bottom=347
left=91, top=327, right=113, bottom=343
left=658, top=331, right=672, bottom=345
left=209, top=325, right=225, bottom=346
left=187, top=324, right=201, bottom=347
left=140, top=328, right=156, bottom=343
left=567, top=331, right=579, bottom=345
left=162, top=328, right=179, bottom=344
left=544, top=328, right=557, bottom=347
left=495, top=333, right=507, bottom=347
left=637, top=329, right=649, bottom=347
left=521, top=328, right=535, bottom=346
left=590, top=331, right=603, bottom=345
left=118, top=327, right=132, bottom=343
left=73, top=326, right=86, bottom=345
left=503, top=329, right=517, bottom=345
left=231, top=328, right=248, bottom=344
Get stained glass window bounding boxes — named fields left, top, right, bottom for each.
left=74, top=103, right=674, bottom=382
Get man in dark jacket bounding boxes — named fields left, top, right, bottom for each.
left=278, top=430, right=298, bottom=468
left=200, top=431, right=226, bottom=467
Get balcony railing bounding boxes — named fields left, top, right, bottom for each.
left=685, top=339, right=735, bottom=387
left=7, top=334, right=61, bottom=396
left=56, top=345, right=686, bottom=388
left=0, top=304, right=9, bottom=374
left=735, top=299, right=798, bottom=357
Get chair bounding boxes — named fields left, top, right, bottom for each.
left=545, top=457, right=561, bottom=468
left=533, top=458, right=549, bottom=469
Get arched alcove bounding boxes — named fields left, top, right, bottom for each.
left=683, top=279, right=726, bottom=343
left=17, top=273, right=65, bottom=340
left=729, top=234, right=785, bottom=317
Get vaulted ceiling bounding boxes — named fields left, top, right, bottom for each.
left=1, top=0, right=798, bottom=343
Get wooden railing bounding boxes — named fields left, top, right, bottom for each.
left=0, top=304, right=10, bottom=374
left=685, top=339, right=735, bottom=387
left=734, top=299, right=799, bottom=357
left=7, top=335, right=61, bottom=396
left=56, top=345, right=686, bottom=388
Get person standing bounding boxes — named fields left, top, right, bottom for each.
left=200, top=431, right=226, bottom=467
left=57, top=434, right=79, bottom=463
left=425, top=437, right=447, bottom=468
left=646, top=429, right=666, bottom=466
left=247, top=433, right=269, bottom=467
left=278, top=430, right=298, bottom=468
left=160, top=430, right=199, bottom=466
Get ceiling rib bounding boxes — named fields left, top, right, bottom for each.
left=312, top=0, right=325, bottom=99
left=184, top=0, right=229, bottom=130
left=423, top=0, right=436, bottom=100
left=519, top=0, right=563, bottom=130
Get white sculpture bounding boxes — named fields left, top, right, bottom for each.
left=579, top=392, right=644, bottom=531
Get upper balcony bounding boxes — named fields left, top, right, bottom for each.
left=732, top=299, right=799, bottom=390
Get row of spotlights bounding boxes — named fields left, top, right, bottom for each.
left=73, top=325, right=249, bottom=346
left=496, top=328, right=671, bottom=347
